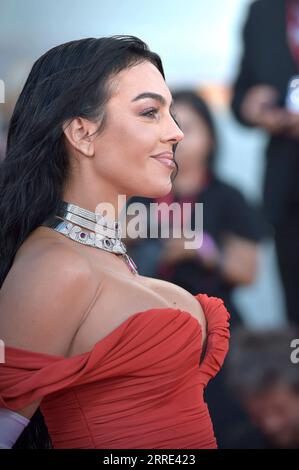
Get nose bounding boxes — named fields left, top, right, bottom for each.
left=161, top=114, right=184, bottom=145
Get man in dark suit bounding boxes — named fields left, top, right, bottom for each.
left=231, top=0, right=299, bottom=326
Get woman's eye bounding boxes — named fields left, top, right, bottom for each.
left=141, top=108, right=159, bottom=118
left=140, top=108, right=180, bottom=123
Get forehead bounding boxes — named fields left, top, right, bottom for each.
left=110, top=61, right=172, bottom=104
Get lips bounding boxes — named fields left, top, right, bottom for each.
left=154, top=157, right=176, bottom=168
left=151, top=152, right=174, bottom=159
left=150, top=152, right=175, bottom=169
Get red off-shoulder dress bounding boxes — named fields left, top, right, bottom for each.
left=0, top=293, right=230, bottom=449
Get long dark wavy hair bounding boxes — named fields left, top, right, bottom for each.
left=0, top=35, right=167, bottom=448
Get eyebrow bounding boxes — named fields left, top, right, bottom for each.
left=131, top=92, right=173, bottom=107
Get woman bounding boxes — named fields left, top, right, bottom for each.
left=0, top=36, right=230, bottom=449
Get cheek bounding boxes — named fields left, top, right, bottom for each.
left=92, top=120, right=172, bottom=196
left=106, top=120, right=159, bottom=165
left=94, top=124, right=152, bottom=170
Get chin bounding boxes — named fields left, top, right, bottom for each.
left=137, top=179, right=173, bottom=199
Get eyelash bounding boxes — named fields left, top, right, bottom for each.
left=140, top=108, right=179, bottom=122
left=141, top=108, right=159, bottom=118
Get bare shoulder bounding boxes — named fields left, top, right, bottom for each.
left=0, top=237, right=100, bottom=356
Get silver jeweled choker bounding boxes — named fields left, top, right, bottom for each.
left=41, top=201, right=138, bottom=275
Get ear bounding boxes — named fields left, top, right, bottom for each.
left=63, top=117, right=98, bottom=158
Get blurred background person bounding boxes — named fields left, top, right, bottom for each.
left=126, top=90, right=269, bottom=448
left=227, top=326, right=299, bottom=448
left=231, top=0, right=299, bottom=327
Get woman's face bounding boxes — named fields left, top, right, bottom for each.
left=171, top=101, right=213, bottom=195
left=91, top=60, right=184, bottom=198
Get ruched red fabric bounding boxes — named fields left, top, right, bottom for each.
left=0, top=293, right=230, bottom=449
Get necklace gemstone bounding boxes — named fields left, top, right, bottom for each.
left=42, top=201, right=138, bottom=275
